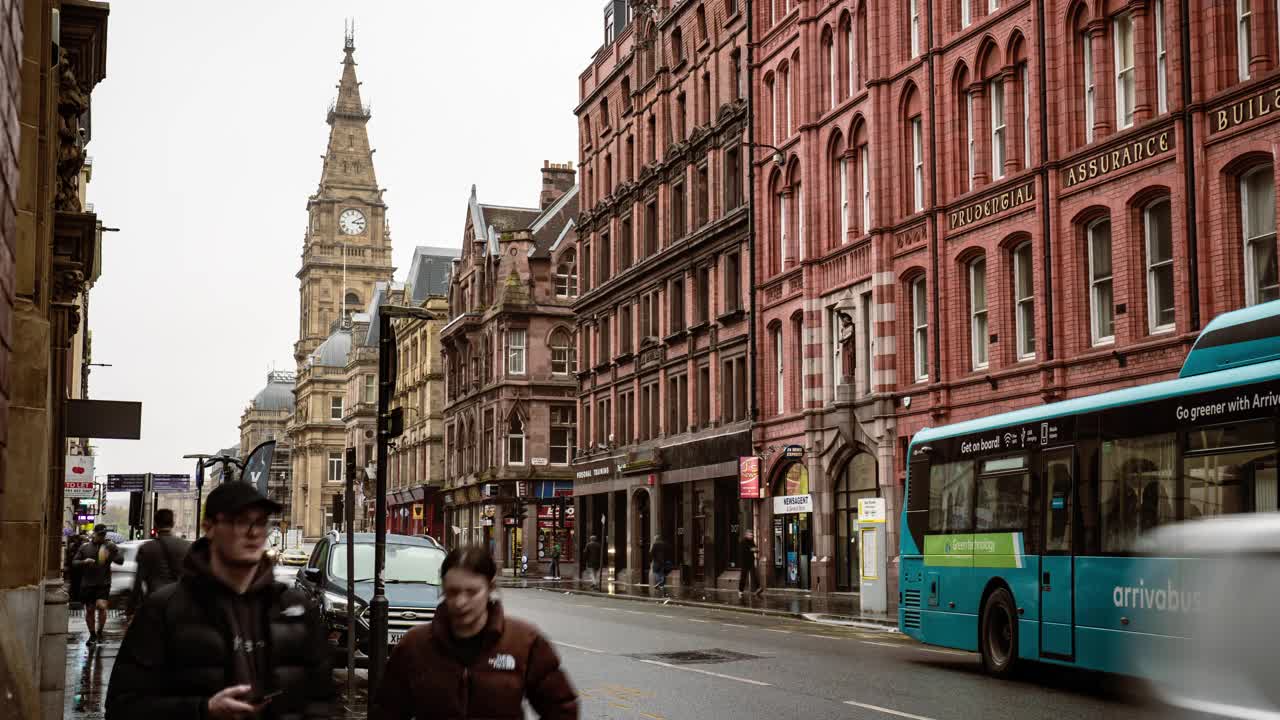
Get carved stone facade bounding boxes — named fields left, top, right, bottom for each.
left=441, top=166, right=578, bottom=573
left=286, top=33, right=393, bottom=538
left=0, top=1, right=110, bottom=717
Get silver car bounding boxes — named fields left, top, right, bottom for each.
left=108, top=540, right=143, bottom=605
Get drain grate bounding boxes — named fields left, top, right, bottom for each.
left=630, top=648, right=762, bottom=665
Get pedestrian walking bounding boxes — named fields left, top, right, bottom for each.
left=105, top=482, right=334, bottom=720
left=375, top=546, right=578, bottom=719
left=65, top=532, right=87, bottom=606
left=74, top=524, right=121, bottom=644
left=129, top=508, right=191, bottom=613
left=649, top=535, right=670, bottom=590
left=738, top=531, right=764, bottom=598
left=549, top=537, right=563, bottom=580
left=581, top=535, right=601, bottom=586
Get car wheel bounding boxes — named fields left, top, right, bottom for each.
left=980, top=587, right=1019, bottom=678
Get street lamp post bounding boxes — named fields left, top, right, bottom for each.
left=183, top=453, right=244, bottom=532
left=368, top=303, right=438, bottom=709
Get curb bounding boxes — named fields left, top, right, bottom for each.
left=507, top=582, right=899, bottom=629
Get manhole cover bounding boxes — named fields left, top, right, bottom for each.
left=630, top=648, right=762, bottom=665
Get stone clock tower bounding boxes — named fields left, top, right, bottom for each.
left=295, top=28, right=394, bottom=366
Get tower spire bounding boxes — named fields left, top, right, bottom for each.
left=319, top=24, right=377, bottom=193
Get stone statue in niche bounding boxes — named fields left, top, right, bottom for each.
left=55, top=50, right=89, bottom=212
left=837, top=310, right=856, bottom=383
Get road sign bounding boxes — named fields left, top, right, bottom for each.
left=107, top=474, right=146, bottom=492
left=152, top=474, right=190, bottom=493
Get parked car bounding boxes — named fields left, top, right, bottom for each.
left=279, top=548, right=309, bottom=566
left=295, top=532, right=444, bottom=667
left=108, top=540, right=143, bottom=608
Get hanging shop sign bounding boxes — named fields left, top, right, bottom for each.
left=65, top=455, right=95, bottom=499
left=738, top=456, right=762, bottom=499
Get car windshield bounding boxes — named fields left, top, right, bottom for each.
left=328, top=543, right=444, bottom=584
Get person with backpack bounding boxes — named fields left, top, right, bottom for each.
left=129, top=508, right=191, bottom=613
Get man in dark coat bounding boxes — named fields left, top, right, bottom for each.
left=649, top=535, right=670, bottom=589
left=129, top=508, right=191, bottom=614
left=581, top=535, right=601, bottom=586
left=106, top=482, right=333, bottom=719
left=738, top=531, right=763, bottom=597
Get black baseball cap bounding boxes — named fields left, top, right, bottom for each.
left=204, top=481, right=282, bottom=522
left=92, top=524, right=107, bottom=535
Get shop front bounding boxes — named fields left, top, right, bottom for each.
left=834, top=453, right=878, bottom=591
left=771, top=462, right=813, bottom=589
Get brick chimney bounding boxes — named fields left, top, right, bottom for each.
left=540, top=160, right=576, bottom=210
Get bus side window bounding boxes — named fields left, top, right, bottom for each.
left=1044, top=460, right=1072, bottom=553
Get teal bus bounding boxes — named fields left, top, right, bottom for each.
left=898, top=300, right=1280, bottom=677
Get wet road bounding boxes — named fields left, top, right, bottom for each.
left=66, top=587, right=1217, bottom=719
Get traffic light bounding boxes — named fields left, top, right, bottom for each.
left=511, top=502, right=528, bottom=524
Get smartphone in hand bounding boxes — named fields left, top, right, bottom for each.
left=247, top=689, right=284, bottom=704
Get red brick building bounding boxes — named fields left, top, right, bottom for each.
left=750, top=0, right=1277, bottom=595
left=440, top=163, right=578, bottom=575
left=573, top=0, right=753, bottom=587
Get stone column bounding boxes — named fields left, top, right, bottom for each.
left=1129, top=1, right=1154, bottom=124
left=968, top=82, right=990, bottom=187
left=1088, top=21, right=1113, bottom=140
left=1002, top=67, right=1023, bottom=176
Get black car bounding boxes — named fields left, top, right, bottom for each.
left=295, top=532, right=445, bottom=666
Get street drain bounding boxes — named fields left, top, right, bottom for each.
left=630, top=648, right=762, bottom=665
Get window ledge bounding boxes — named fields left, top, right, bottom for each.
left=717, top=308, right=745, bottom=323
left=593, top=361, right=613, bottom=372
left=689, top=320, right=712, bottom=335
left=615, top=351, right=635, bottom=363
left=663, top=330, right=687, bottom=344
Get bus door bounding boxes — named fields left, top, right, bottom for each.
left=1039, top=448, right=1075, bottom=659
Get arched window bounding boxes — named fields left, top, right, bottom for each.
left=345, top=291, right=360, bottom=311
left=1074, top=6, right=1096, bottom=146
left=765, top=72, right=778, bottom=143
left=968, top=256, right=988, bottom=370
left=1086, top=216, right=1115, bottom=345
left=789, top=161, right=805, bottom=261
left=830, top=132, right=849, bottom=248
left=1143, top=198, right=1175, bottom=332
left=1012, top=240, right=1036, bottom=358
left=855, top=2, right=868, bottom=89
left=507, top=415, right=526, bottom=466
left=822, top=26, right=836, bottom=109
left=1241, top=165, right=1279, bottom=305
left=954, top=63, right=973, bottom=193
left=671, top=26, right=684, bottom=65
left=853, top=120, right=870, bottom=235
left=770, top=169, right=786, bottom=274
left=771, top=323, right=785, bottom=414
left=781, top=61, right=792, bottom=137
left=910, top=274, right=929, bottom=382
left=551, top=328, right=577, bottom=375
left=556, top=250, right=578, bottom=297
left=839, top=13, right=853, bottom=99
left=902, top=85, right=924, bottom=214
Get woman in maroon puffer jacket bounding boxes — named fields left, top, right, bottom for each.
left=374, top=546, right=579, bottom=719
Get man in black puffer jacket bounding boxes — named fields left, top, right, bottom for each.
left=106, top=482, right=334, bottom=719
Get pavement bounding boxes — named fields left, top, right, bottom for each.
left=499, top=575, right=897, bottom=627
left=64, top=589, right=1216, bottom=720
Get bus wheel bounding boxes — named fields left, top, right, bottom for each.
left=980, top=588, right=1018, bottom=677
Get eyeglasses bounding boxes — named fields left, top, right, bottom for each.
left=223, top=515, right=269, bottom=535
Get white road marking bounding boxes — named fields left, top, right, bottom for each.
left=807, top=634, right=840, bottom=640
left=557, top=642, right=607, bottom=654
left=861, top=640, right=969, bottom=657
left=764, top=628, right=792, bottom=634
left=638, top=659, right=771, bottom=686
left=687, top=619, right=711, bottom=623
left=655, top=614, right=675, bottom=619
left=721, top=623, right=748, bottom=628
left=844, top=700, right=939, bottom=720
left=623, top=610, right=647, bottom=615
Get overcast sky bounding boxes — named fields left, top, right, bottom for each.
left=85, top=1, right=603, bottom=490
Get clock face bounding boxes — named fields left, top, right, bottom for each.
left=339, top=209, right=367, bottom=235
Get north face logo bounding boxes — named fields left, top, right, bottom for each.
left=488, top=654, right=516, bottom=671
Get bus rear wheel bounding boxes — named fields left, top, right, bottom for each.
left=980, top=588, right=1019, bottom=677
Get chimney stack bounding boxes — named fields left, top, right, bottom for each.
left=540, top=160, right=576, bottom=210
